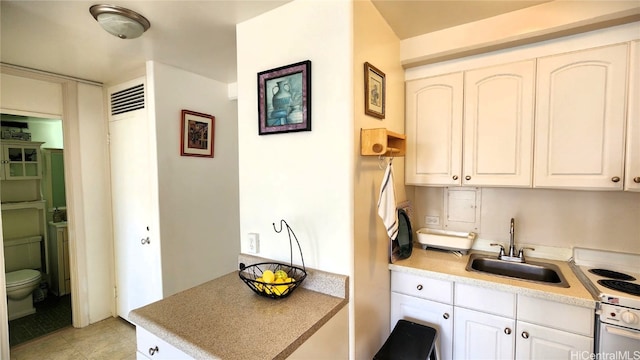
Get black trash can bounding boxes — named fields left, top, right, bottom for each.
left=373, top=319, right=438, bottom=360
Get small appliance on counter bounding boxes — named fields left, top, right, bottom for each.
left=416, top=228, right=477, bottom=254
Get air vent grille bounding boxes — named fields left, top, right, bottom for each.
left=110, top=83, right=145, bottom=115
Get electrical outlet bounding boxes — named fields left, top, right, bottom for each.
left=425, top=215, right=440, bottom=226
left=248, top=233, right=259, bottom=254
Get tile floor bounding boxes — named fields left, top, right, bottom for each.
left=9, top=316, right=137, bottom=360
left=9, top=294, right=72, bottom=346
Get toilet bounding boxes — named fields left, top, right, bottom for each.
left=4, top=236, right=43, bottom=321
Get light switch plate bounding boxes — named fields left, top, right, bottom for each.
left=248, top=233, right=259, bottom=254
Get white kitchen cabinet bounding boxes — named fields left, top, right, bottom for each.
left=453, top=306, right=516, bottom=360
left=405, top=72, right=463, bottom=186
left=625, top=40, right=640, bottom=192
left=136, top=326, right=193, bottom=360
left=463, top=60, right=535, bottom=187
left=390, top=271, right=454, bottom=360
left=534, top=43, right=629, bottom=190
left=391, top=292, right=454, bottom=360
left=0, top=140, right=43, bottom=180
left=406, top=60, right=535, bottom=187
left=515, top=321, right=593, bottom=360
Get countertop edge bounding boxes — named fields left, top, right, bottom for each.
left=389, top=250, right=597, bottom=309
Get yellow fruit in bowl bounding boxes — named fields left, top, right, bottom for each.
left=273, top=278, right=289, bottom=296
left=254, top=277, right=264, bottom=292
left=274, top=270, right=288, bottom=280
left=262, top=270, right=275, bottom=283
left=264, top=284, right=273, bottom=295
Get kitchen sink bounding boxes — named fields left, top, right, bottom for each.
left=465, top=254, right=570, bottom=288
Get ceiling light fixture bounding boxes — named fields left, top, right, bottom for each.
left=89, top=4, right=150, bottom=39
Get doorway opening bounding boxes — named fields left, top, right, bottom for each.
left=1, top=114, right=72, bottom=346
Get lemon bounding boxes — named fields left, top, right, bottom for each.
left=262, top=270, right=275, bottom=283
left=254, top=277, right=264, bottom=292
left=285, top=277, right=295, bottom=283
left=274, top=270, right=288, bottom=280
left=273, top=278, right=288, bottom=296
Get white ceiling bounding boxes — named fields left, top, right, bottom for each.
left=0, top=0, right=553, bottom=85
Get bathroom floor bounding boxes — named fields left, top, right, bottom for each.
left=8, top=294, right=72, bottom=347
left=9, top=316, right=136, bottom=360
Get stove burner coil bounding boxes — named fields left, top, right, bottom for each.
left=589, top=269, right=636, bottom=281
left=597, top=279, right=640, bottom=297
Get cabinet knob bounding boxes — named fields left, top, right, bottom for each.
left=634, top=177, right=640, bottom=184
left=521, top=331, right=529, bottom=339
left=443, top=313, right=450, bottom=319
left=149, top=346, right=159, bottom=356
left=465, top=175, right=471, bottom=181
left=504, top=328, right=511, bottom=335
left=452, top=175, right=458, bottom=180
left=611, top=176, right=621, bottom=183
left=416, top=284, right=423, bottom=291
left=141, top=237, right=150, bottom=245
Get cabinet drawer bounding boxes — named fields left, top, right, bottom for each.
left=517, top=295, right=594, bottom=336
left=454, top=283, right=516, bottom=318
left=391, top=271, right=453, bottom=304
left=136, top=326, right=193, bottom=360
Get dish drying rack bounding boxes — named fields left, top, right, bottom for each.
left=416, top=228, right=477, bottom=254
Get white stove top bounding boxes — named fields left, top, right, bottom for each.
left=573, top=247, right=640, bottom=310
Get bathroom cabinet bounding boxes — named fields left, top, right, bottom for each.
left=48, top=222, right=69, bottom=296
left=0, top=140, right=44, bottom=181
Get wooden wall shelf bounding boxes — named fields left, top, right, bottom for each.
left=360, top=128, right=406, bottom=157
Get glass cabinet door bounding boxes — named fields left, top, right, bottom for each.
left=2, top=144, right=41, bottom=179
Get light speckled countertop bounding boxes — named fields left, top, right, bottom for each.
left=130, top=257, right=348, bottom=360
left=390, top=247, right=596, bottom=309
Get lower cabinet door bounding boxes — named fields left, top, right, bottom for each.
left=515, top=321, right=593, bottom=360
left=390, top=292, right=454, bottom=360
left=453, top=307, right=515, bottom=360
left=136, top=326, right=193, bottom=360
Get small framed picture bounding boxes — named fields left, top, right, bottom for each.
left=180, top=110, right=214, bottom=157
left=258, top=60, right=311, bottom=135
left=364, top=62, right=385, bottom=119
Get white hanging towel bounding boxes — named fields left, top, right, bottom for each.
left=377, top=160, right=398, bottom=240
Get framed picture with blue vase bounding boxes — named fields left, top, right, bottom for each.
left=257, top=60, right=311, bottom=135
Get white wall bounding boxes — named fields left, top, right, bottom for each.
left=353, top=1, right=404, bottom=358
left=146, top=61, right=241, bottom=297
left=236, top=1, right=352, bottom=276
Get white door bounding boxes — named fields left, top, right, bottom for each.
left=405, top=72, right=463, bottom=185
left=109, top=80, right=162, bottom=320
left=516, top=321, right=593, bottom=360
left=391, top=292, right=454, bottom=360
left=534, top=43, right=628, bottom=190
left=453, top=306, right=515, bottom=360
left=463, top=60, right=535, bottom=187
left=625, top=40, right=640, bottom=192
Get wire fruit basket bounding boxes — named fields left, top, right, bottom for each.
left=239, top=220, right=307, bottom=299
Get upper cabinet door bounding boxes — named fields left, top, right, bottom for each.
left=406, top=72, right=463, bottom=185
left=534, top=44, right=628, bottom=190
left=463, top=60, right=535, bottom=187
left=625, top=40, right=640, bottom=192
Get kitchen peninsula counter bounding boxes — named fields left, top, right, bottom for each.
left=390, top=247, right=596, bottom=309
left=130, top=256, right=348, bottom=360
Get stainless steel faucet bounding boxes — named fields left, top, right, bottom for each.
left=508, top=218, right=516, bottom=257
left=490, top=218, right=534, bottom=263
